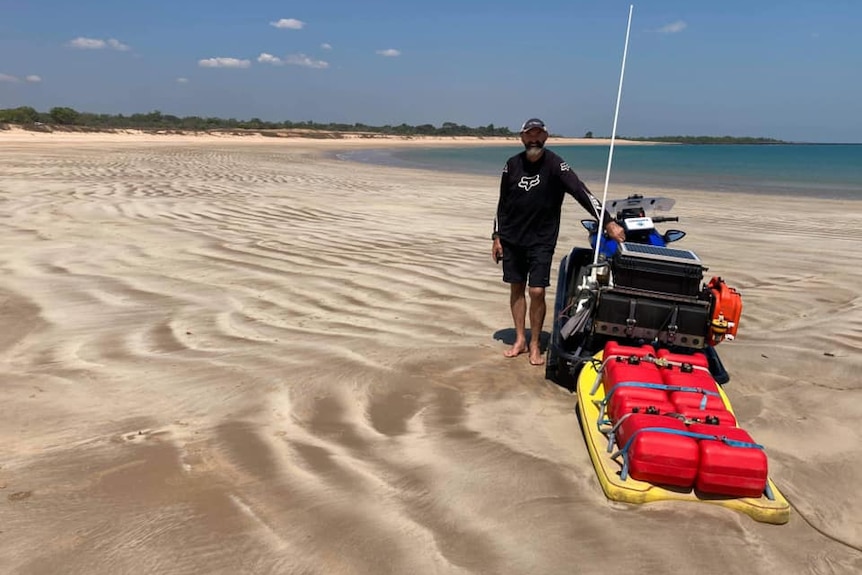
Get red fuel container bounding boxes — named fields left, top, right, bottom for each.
left=661, top=363, right=716, bottom=389
left=664, top=369, right=726, bottom=411
left=616, top=413, right=699, bottom=488
left=608, top=395, right=676, bottom=425
left=688, top=424, right=768, bottom=498
left=675, top=407, right=737, bottom=427
left=656, top=349, right=709, bottom=368
left=603, top=341, right=656, bottom=361
left=603, top=355, right=667, bottom=398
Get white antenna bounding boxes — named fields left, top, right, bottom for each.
left=592, top=4, right=634, bottom=267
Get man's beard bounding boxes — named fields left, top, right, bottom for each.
left=525, top=143, right=544, bottom=161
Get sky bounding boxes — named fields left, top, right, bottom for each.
left=1, top=0, right=860, bottom=142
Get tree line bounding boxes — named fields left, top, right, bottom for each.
left=616, top=135, right=786, bottom=144
left=0, top=106, right=516, bottom=137
left=0, top=106, right=788, bottom=143
left=583, top=130, right=785, bottom=144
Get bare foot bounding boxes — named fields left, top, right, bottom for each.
left=529, top=343, right=545, bottom=366
left=504, top=341, right=528, bottom=358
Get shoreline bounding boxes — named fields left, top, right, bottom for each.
left=0, top=125, right=659, bottom=147
left=3, top=128, right=860, bottom=201
left=329, top=143, right=862, bottom=203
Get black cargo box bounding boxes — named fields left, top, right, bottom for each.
left=612, top=243, right=706, bottom=297
left=592, top=290, right=711, bottom=349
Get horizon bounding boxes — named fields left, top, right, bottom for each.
left=2, top=1, right=860, bottom=143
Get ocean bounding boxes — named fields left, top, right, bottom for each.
left=340, top=143, right=862, bottom=200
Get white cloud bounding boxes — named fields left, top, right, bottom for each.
left=285, top=54, right=329, bottom=69
left=657, top=21, right=687, bottom=34
left=0, top=73, right=42, bottom=83
left=69, top=37, right=106, bottom=49
left=321, top=43, right=332, bottom=51
left=270, top=18, right=305, bottom=29
left=176, top=77, right=189, bottom=83
left=258, top=52, right=328, bottom=69
left=376, top=48, right=401, bottom=57
left=107, top=38, right=130, bottom=51
left=68, top=36, right=131, bottom=50
left=198, top=57, right=251, bottom=68
left=257, top=52, right=283, bottom=65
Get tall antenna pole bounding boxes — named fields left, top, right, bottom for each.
left=593, top=4, right=634, bottom=266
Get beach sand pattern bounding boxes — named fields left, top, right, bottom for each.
left=1, top=134, right=860, bottom=574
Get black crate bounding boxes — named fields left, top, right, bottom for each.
left=593, top=290, right=711, bottom=348
left=612, top=253, right=704, bottom=297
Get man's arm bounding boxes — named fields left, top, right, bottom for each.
left=491, top=162, right=507, bottom=262
left=493, top=161, right=509, bottom=239
left=557, top=162, right=610, bottom=226
left=557, top=161, right=626, bottom=242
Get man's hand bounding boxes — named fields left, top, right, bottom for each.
left=605, top=221, right=626, bottom=243
left=492, top=237, right=503, bottom=263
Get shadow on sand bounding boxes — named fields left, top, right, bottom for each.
left=492, top=328, right=551, bottom=353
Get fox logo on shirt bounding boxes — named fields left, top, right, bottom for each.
left=518, top=175, right=541, bottom=191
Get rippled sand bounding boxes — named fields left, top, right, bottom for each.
left=1, top=135, right=860, bottom=574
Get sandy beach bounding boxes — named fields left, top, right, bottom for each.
left=1, top=132, right=860, bottom=574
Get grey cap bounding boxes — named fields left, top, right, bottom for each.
left=520, top=118, right=547, bottom=133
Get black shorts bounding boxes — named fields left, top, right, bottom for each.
left=501, top=242, right=554, bottom=287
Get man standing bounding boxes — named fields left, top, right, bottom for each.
left=492, top=118, right=625, bottom=365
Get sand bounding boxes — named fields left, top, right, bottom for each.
left=1, top=132, right=860, bottom=574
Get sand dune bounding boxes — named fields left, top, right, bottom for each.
left=1, top=135, right=860, bottom=574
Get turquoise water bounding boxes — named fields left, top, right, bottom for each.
left=341, top=144, right=862, bottom=199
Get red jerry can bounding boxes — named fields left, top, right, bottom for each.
left=603, top=341, right=656, bottom=361
left=689, top=423, right=768, bottom=498
left=656, top=348, right=709, bottom=368
left=616, top=413, right=699, bottom=488
left=608, top=395, right=676, bottom=426
left=668, top=381, right=725, bottom=411
left=602, top=353, right=668, bottom=405
left=661, top=362, right=716, bottom=390
left=663, top=366, right=725, bottom=411
left=674, top=407, right=737, bottom=427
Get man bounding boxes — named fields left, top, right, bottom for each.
left=492, top=118, right=626, bottom=366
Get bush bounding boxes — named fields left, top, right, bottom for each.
left=0, top=106, right=40, bottom=124
left=49, top=107, right=81, bottom=125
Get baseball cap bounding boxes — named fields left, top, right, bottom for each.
left=520, top=118, right=547, bottom=133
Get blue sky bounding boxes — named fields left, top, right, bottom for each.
left=1, top=0, right=860, bottom=142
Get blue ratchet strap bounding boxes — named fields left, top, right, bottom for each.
left=595, top=381, right=672, bottom=432
left=605, top=411, right=639, bottom=453
left=611, top=426, right=688, bottom=481
left=611, top=427, right=775, bottom=501
left=665, top=385, right=722, bottom=410
left=589, top=353, right=657, bottom=396
left=611, top=426, right=766, bottom=484
left=596, top=382, right=722, bottom=434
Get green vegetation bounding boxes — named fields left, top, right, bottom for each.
left=0, top=106, right=516, bottom=137
left=0, top=106, right=790, bottom=143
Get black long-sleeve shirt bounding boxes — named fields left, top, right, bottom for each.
left=495, top=149, right=612, bottom=247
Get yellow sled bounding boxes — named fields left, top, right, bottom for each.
left=576, top=351, right=791, bottom=525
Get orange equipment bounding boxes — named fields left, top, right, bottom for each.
left=707, top=276, right=742, bottom=345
